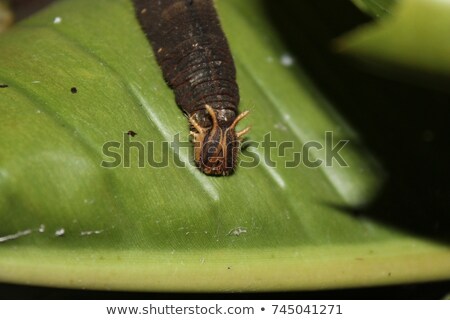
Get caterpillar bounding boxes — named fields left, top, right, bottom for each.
left=132, top=0, right=250, bottom=176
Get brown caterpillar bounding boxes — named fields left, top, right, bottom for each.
left=132, top=0, right=250, bottom=176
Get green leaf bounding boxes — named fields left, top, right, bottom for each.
left=0, top=0, right=449, bottom=292
left=340, top=0, right=450, bottom=86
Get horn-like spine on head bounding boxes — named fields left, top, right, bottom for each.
left=189, top=104, right=250, bottom=176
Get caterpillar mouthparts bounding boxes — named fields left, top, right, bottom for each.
left=189, top=105, right=250, bottom=176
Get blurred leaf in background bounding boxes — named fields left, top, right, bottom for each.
left=342, top=0, right=450, bottom=90
left=351, top=0, right=397, bottom=17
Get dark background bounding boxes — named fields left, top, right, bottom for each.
left=1, top=0, right=449, bottom=299
left=0, top=281, right=449, bottom=299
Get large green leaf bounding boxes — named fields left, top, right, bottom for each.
left=0, top=0, right=449, bottom=291
left=341, top=0, right=450, bottom=86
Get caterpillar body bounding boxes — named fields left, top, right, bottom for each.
left=133, top=0, right=250, bottom=176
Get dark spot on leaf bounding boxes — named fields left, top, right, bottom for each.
left=70, top=87, right=77, bottom=94
left=0, top=84, right=8, bottom=88
left=127, top=130, right=137, bottom=137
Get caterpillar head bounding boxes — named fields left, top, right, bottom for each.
left=189, top=105, right=250, bottom=176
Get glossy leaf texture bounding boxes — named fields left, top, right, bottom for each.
left=0, top=0, right=449, bottom=291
